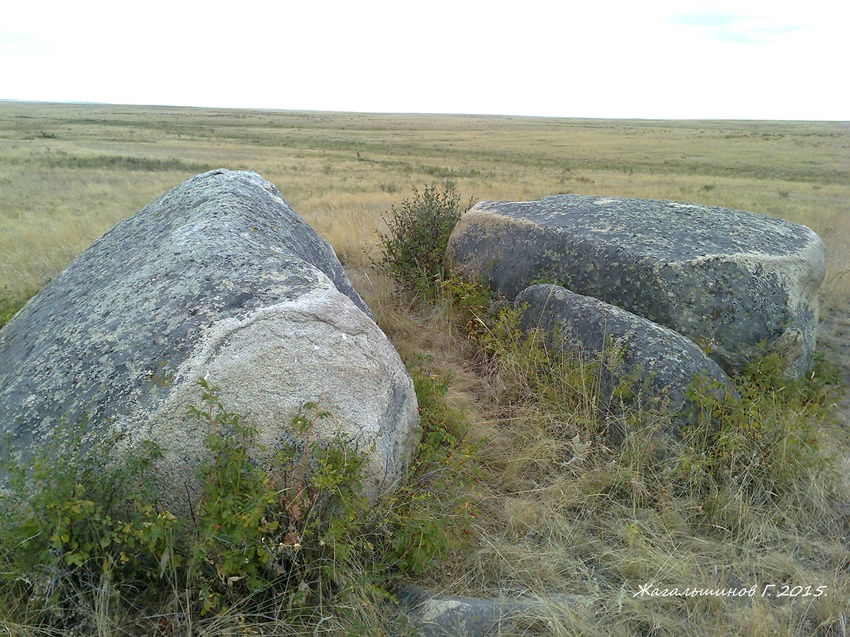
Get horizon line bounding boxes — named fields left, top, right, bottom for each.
left=1, top=98, right=848, bottom=124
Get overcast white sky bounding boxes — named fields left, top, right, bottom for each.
left=1, top=0, right=847, bottom=120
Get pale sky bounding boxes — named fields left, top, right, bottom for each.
left=1, top=0, right=847, bottom=120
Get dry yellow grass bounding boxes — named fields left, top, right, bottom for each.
left=2, top=102, right=848, bottom=307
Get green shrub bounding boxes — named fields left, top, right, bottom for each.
left=377, top=181, right=474, bottom=299
left=0, top=423, right=168, bottom=624
left=185, top=380, right=380, bottom=615
left=0, top=377, right=478, bottom=631
left=678, top=352, right=838, bottom=501
left=0, top=381, right=377, bottom=624
left=186, top=383, right=283, bottom=613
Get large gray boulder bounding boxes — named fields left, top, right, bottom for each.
left=446, top=195, right=826, bottom=377
left=0, top=169, right=418, bottom=508
left=516, top=284, right=733, bottom=425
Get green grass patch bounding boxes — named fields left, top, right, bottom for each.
left=39, top=153, right=212, bottom=172
left=0, top=296, right=28, bottom=328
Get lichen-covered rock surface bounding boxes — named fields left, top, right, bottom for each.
left=0, top=169, right=418, bottom=508
left=446, top=195, right=826, bottom=377
left=516, top=284, right=733, bottom=424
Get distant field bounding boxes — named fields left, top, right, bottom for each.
left=1, top=102, right=848, bottom=310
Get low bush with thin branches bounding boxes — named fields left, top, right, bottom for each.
left=377, top=181, right=474, bottom=300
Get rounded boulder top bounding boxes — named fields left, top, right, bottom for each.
left=475, top=195, right=824, bottom=263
